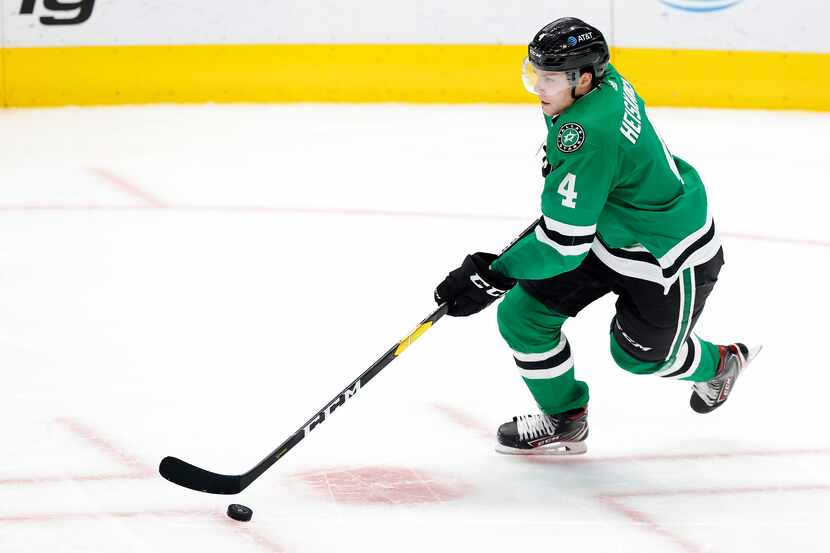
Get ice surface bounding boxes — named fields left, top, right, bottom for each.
left=0, top=103, right=828, bottom=553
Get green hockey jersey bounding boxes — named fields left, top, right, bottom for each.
left=492, top=64, right=721, bottom=293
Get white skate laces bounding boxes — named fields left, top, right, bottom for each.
left=496, top=409, right=588, bottom=455
left=516, top=414, right=558, bottom=441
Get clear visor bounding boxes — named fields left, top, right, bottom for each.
left=521, top=57, right=579, bottom=96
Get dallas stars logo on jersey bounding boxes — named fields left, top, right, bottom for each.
left=557, top=123, right=586, bottom=153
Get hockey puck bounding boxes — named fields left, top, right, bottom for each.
left=227, top=503, right=253, bottom=522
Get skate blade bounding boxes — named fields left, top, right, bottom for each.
left=746, top=344, right=762, bottom=364
left=495, top=441, right=587, bottom=456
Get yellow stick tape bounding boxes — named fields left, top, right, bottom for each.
left=2, top=44, right=829, bottom=110
left=394, top=321, right=433, bottom=356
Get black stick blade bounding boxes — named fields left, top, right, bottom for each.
left=159, top=456, right=243, bottom=495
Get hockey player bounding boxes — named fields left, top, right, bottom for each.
left=434, top=18, right=760, bottom=455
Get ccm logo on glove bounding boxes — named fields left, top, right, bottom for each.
left=435, top=252, right=516, bottom=317
left=469, top=273, right=508, bottom=297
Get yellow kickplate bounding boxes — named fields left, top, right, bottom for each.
left=394, top=322, right=433, bottom=356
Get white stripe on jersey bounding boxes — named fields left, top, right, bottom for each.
left=658, top=214, right=713, bottom=269
left=542, top=216, right=596, bottom=237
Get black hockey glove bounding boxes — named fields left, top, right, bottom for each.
left=434, top=252, right=516, bottom=317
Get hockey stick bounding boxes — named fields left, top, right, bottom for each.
left=159, top=218, right=540, bottom=495
left=159, top=304, right=448, bottom=494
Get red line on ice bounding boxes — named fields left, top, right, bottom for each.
left=0, top=418, right=153, bottom=487
left=55, top=417, right=153, bottom=474
left=0, top=202, right=827, bottom=250
left=538, top=447, right=830, bottom=465
left=218, top=514, right=289, bottom=553
left=597, top=495, right=705, bottom=553
left=0, top=473, right=150, bottom=486
left=433, top=404, right=830, bottom=464
left=603, top=483, right=830, bottom=499
left=0, top=508, right=213, bottom=523
left=0, top=509, right=287, bottom=553
left=0, top=422, right=287, bottom=552
left=597, top=484, right=830, bottom=553
left=0, top=204, right=158, bottom=211
left=87, top=168, right=167, bottom=207
left=720, top=231, right=830, bottom=249
left=431, top=403, right=491, bottom=439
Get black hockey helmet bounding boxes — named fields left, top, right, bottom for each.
left=527, top=18, right=610, bottom=83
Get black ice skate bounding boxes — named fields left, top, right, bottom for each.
left=496, top=408, right=588, bottom=455
left=690, top=343, right=761, bottom=414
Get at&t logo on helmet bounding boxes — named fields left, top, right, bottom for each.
left=658, top=0, right=745, bottom=12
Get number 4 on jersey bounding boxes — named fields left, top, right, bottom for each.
left=557, top=173, right=578, bottom=208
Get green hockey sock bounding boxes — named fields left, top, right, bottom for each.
left=498, top=286, right=589, bottom=414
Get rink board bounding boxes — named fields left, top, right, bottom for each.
left=2, top=44, right=829, bottom=110
left=1, top=0, right=829, bottom=110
